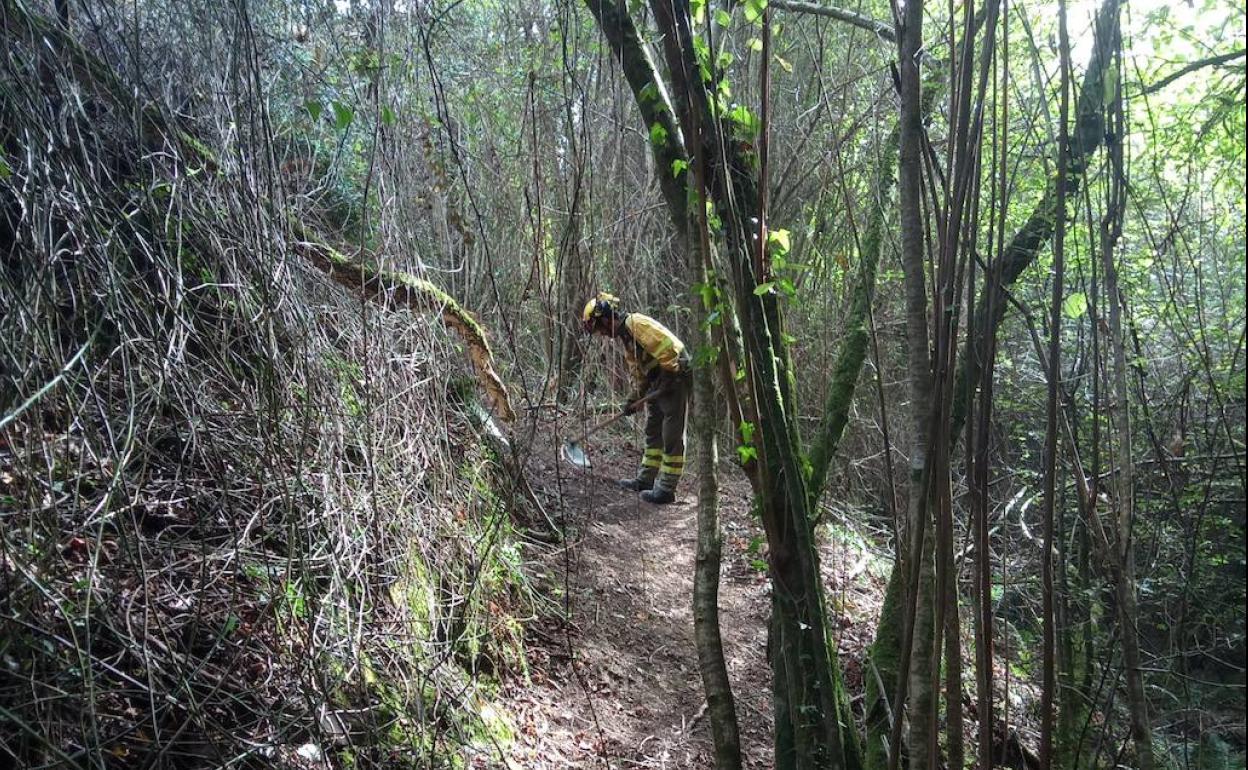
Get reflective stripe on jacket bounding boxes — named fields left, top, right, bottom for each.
left=623, top=313, right=686, bottom=392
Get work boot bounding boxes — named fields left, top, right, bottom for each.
left=619, top=449, right=661, bottom=491
left=617, top=476, right=654, bottom=492
left=640, top=487, right=675, bottom=505
left=640, top=460, right=681, bottom=505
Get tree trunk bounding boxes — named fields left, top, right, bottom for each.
left=807, top=121, right=899, bottom=507
left=589, top=2, right=864, bottom=765
left=950, top=0, right=1122, bottom=443
left=1100, top=24, right=1154, bottom=766
left=689, top=110, right=744, bottom=769
left=891, top=0, right=934, bottom=765
left=865, top=560, right=904, bottom=770
left=1040, top=0, right=1072, bottom=762
left=906, top=543, right=937, bottom=770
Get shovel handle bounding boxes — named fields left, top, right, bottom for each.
left=568, top=391, right=658, bottom=446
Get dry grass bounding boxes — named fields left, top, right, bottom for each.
left=0, top=3, right=529, bottom=767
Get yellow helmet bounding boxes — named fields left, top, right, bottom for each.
left=581, top=292, right=621, bottom=331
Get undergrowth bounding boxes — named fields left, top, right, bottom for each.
left=0, top=3, right=528, bottom=767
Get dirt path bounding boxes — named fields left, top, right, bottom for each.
left=501, top=429, right=775, bottom=769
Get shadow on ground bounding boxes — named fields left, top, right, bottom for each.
left=500, top=420, right=774, bottom=769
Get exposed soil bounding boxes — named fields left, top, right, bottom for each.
left=497, top=418, right=891, bottom=769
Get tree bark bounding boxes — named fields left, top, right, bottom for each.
left=644, top=2, right=862, bottom=766
left=688, top=102, right=744, bottom=770
left=587, top=1, right=891, bottom=764
left=582, top=0, right=689, bottom=227
left=891, top=0, right=934, bottom=766
left=1040, top=0, right=1072, bottom=763
left=1100, top=22, right=1154, bottom=766
left=807, top=122, right=899, bottom=508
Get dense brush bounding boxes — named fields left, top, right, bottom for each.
left=0, top=4, right=525, bottom=767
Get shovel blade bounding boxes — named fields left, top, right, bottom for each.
left=561, top=441, right=592, bottom=469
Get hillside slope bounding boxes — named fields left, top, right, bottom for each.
left=1, top=7, right=531, bottom=766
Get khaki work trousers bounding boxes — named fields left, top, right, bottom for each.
left=638, top=370, right=690, bottom=490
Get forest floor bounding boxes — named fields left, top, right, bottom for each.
left=495, top=416, right=892, bottom=769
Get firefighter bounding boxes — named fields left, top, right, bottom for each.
left=581, top=292, right=690, bottom=505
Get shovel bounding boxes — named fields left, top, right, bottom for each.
left=560, top=392, right=657, bottom=470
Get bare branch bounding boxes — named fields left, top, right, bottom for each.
left=1138, top=48, right=1246, bottom=96
left=769, top=0, right=896, bottom=43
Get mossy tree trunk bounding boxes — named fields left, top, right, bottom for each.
left=806, top=121, right=899, bottom=510
left=644, top=2, right=862, bottom=767
left=295, top=237, right=515, bottom=424
left=950, top=0, right=1120, bottom=442
left=864, top=556, right=904, bottom=770
left=688, top=151, right=744, bottom=768
left=583, top=4, right=745, bottom=763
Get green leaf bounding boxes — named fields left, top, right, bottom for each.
left=0, top=156, right=13, bottom=179
left=692, top=36, right=711, bottom=63
left=649, top=122, right=669, bottom=147
left=381, top=106, right=397, bottom=126
left=739, top=420, right=757, bottom=443
left=744, top=0, right=768, bottom=25
left=728, top=104, right=760, bottom=136
left=671, top=158, right=688, bottom=178
left=737, top=444, right=758, bottom=463
left=332, top=101, right=354, bottom=131
left=694, top=344, right=721, bottom=367
left=778, top=278, right=797, bottom=298
left=691, top=0, right=707, bottom=24
left=754, top=281, right=775, bottom=296
left=747, top=37, right=763, bottom=52
left=693, top=280, right=714, bottom=307
left=715, top=8, right=732, bottom=26
left=767, top=228, right=791, bottom=254
left=750, top=558, right=769, bottom=572
left=1063, top=292, right=1088, bottom=319
left=305, top=100, right=324, bottom=122
left=639, top=82, right=660, bottom=103
left=774, top=54, right=793, bottom=73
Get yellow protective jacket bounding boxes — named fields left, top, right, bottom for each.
left=622, top=313, right=687, bottom=397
